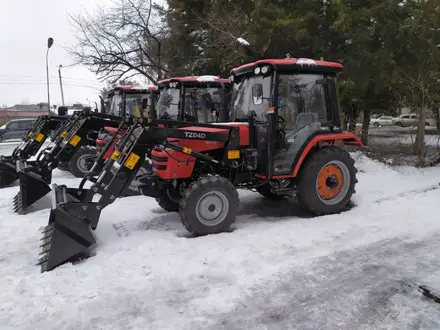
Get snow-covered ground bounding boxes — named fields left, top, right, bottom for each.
left=370, top=134, right=440, bottom=147
left=1, top=150, right=440, bottom=329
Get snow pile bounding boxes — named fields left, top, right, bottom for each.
left=0, top=152, right=440, bottom=329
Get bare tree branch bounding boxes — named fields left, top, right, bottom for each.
left=67, top=0, right=169, bottom=84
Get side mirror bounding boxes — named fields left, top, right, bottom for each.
left=141, top=98, right=149, bottom=110
left=252, top=84, right=263, bottom=105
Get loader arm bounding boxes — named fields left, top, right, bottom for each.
left=39, top=119, right=241, bottom=272
left=13, top=110, right=131, bottom=213
left=0, top=115, right=69, bottom=188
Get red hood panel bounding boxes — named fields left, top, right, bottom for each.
left=167, top=123, right=249, bottom=151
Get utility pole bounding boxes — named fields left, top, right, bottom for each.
left=58, top=65, right=65, bottom=106
left=46, top=37, right=54, bottom=114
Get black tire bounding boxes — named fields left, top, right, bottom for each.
left=179, top=175, right=239, bottom=235
left=373, top=122, right=380, bottom=127
left=395, top=122, right=402, bottom=127
left=296, top=146, right=357, bottom=215
left=58, top=161, right=69, bottom=171
left=156, top=187, right=181, bottom=212
left=256, top=184, right=285, bottom=200
left=68, top=146, right=97, bottom=178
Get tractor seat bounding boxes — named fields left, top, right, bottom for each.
left=285, top=113, right=320, bottom=143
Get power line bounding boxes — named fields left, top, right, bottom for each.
left=0, top=82, right=102, bottom=89
left=0, top=74, right=100, bottom=83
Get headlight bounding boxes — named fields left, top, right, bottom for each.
left=261, top=66, right=270, bottom=74
left=254, top=67, right=261, bottom=75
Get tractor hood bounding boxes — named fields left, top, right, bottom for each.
left=166, top=123, right=249, bottom=151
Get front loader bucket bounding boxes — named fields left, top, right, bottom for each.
left=38, top=184, right=101, bottom=272
left=13, top=170, right=52, bottom=213
left=0, top=160, right=18, bottom=188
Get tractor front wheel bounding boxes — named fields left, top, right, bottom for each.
left=179, top=176, right=239, bottom=235
left=296, top=147, right=357, bottom=215
left=68, top=146, right=97, bottom=178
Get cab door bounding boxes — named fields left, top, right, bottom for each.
left=271, top=74, right=332, bottom=177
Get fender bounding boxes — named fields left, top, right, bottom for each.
left=290, top=132, right=363, bottom=178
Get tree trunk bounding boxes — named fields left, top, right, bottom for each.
left=347, top=104, right=358, bottom=133
left=361, top=108, right=370, bottom=145
left=433, top=104, right=440, bottom=133
left=414, top=104, right=427, bottom=166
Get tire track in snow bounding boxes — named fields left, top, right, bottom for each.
left=372, top=182, right=440, bottom=205
left=212, top=234, right=440, bottom=330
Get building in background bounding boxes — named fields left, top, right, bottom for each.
left=0, top=102, right=86, bottom=125
left=0, top=103, right=56, bottom=125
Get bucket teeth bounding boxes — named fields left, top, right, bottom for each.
left=12, top=192, right=23, bottom=213
left=40, top=235, right=53, bottom=246
left=37, top=253, right=49, bottom=265
left=40, top=223, right=55, bottom=234
left=39, top=243, right=52, bottom=255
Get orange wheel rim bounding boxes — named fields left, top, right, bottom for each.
left=316, top=164, right=344, bottom=200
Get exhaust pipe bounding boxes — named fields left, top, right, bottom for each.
left=13, top=165, right=52, bottom=213
left=38, top=184, right=101, bottom=272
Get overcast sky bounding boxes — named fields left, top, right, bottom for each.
left=0, top=0, right=110, bottom=108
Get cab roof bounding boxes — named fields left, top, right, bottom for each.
left=158, top=75, right=229, bottom=85
left=112, top=85, right=158, bottom=93
left=231, top=58, right=343, bottom=76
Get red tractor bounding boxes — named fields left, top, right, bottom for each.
left=95, top=85, right=159, bottom=161
left=39, top=57, right=363, bottom=272
left=95, top=78, right=230, bottom=163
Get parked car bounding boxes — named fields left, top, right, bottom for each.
left=370, top=115, right=394, bottom=127
left=0, top=118, right=37, bottom=142
left=393, top=113, right=435, bottom=127
left=393, top=114, right=417, bottom=127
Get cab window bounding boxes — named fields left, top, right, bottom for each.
left=278, top=74, right=327, bottom=130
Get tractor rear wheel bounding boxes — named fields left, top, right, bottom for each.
left=296, top=147, right=357, bottom=215
left=68, top=146, right=97, bottom=178
left=179, top=176, right=239, bottom=235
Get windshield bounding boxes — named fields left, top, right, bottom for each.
left=183, top=87, right=226, bottom=123
left=231, top=73, right=329, bottom=130
left=157, top=87, right=180, bottom=120
left=230, top=75, right=272, bottom=122
left=109, top=93, right=151, bottom=118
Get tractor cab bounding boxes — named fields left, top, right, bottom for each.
left=156, top=76, right=230, bottom=123
left=96, top=85, right=159, bottom=152
left=229, top=58, right=358, bottom=179
left=106, top=85, right=159, bottom=119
